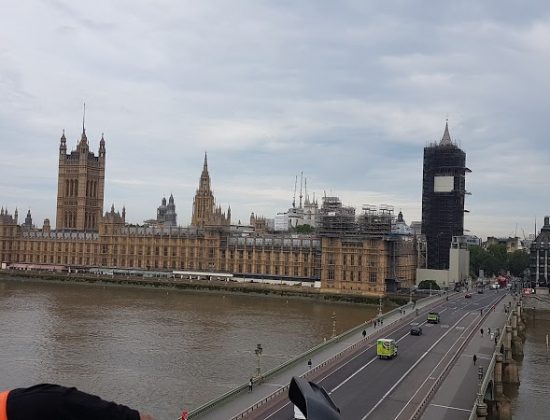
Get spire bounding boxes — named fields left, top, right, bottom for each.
left=60, top=129, right=67, bottom=153
left=80, top=103, right=88, bottom=144
left=99, top=132, right=106, bottom=157
left=198, top=152, right=211, bottom=192
left=299, top=171, right=303, bottom=209
left=292, top=175, right=297, bottom=208
left=440, top=119, right=452, bottom=145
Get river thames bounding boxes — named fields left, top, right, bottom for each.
left=0, top=278, right=381, bottom=418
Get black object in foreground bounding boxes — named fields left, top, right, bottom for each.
left=288, top=376, right=341, bottom=420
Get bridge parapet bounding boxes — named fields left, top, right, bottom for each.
left=470, top=299, right=525, bottom=420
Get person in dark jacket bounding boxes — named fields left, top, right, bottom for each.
left=0, top=383, right=155, bottom=420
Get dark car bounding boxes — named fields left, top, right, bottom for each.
left=465, top=293, right=472, bottom=298
left=410, top=326, right=423, bottom=336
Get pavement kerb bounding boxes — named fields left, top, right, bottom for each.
left=187, top=293, right=451, bottom=420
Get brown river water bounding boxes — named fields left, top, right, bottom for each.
left=0, top=277, right=379, bottom=419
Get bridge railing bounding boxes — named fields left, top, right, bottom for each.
left=187, top=294, right=445, bottom=419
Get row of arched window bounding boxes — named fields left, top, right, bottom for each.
left=65, top=179, right=99, bottom=198
left=63, top=211, right=97, bottom=230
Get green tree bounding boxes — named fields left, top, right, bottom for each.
left=469, top=245, right=486, bottom=277
left=418, top=280, right=440, bottom=290
left=292, top=224, right=315, bottom=234
left=507, top=249, right=529, bottom=276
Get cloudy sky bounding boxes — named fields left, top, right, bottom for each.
left=1, top=0, right=549, bottom=239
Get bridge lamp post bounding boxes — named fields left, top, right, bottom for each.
left=255, top=344, right=263, bottom=377
left=378, top=295, right=383, bottom=317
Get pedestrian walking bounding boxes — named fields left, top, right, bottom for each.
left=492, top=305, right=496, bottom=312
left=480, top=308, right=483, bottom=316
left=307, top=358, right=312, bottom=370
left=480, top=328, right=484, bottom=337
left=248, top=378, right=253, bottom=392
left=494, top=335, right=498, bottom=345
left=362, top=329, right=367, bottom=339
left=473, top=354, right=477, bottom=365
left=488, top=327, right=491, bottom=335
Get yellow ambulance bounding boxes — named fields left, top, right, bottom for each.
left=376, top=338, right=398, bottom=359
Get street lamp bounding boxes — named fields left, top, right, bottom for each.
left=255, top=344, right=263, bottom=377
left=378, top=295, right=383, bottom=317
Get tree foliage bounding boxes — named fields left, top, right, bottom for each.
left=469, top=244, right=529, bottom=277
left=418, top=280, right=440, bottom=290
left=292, top=224, right=315, bottom=234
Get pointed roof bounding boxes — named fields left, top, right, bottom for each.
left=440, top=120, right=452, bottom=146
left=80, top=103, right=88, bottom=144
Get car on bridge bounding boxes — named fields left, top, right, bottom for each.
left=410, top=326, right=423, bottom=336
left=465, top=292, right=472, bottom=298
left=427, top=312, right=440, bottom=324
left=377, top=338, right=398, bottom=359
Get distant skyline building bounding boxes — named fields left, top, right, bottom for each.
left=273, top=174, right=319, bottom=231
left=421, top=121, right=470, bottom=270
left=529, top=216, right=550, bottom=288
left=157, top=195, right=177, bottom=227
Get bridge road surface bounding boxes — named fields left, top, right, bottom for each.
left=194, top=294, right=446, bottom=420
left=258, top=292, right=502, bottom=420
left=421, top=291, right=514, bottom=420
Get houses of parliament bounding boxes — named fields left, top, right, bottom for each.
left=0, top=120, right=417, bottom=296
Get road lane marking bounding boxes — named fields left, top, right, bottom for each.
left=360, top=312, right=472, bottom=420
left=328, top=323, right=425, bottom=394
left=429, top=403, right=471, bottom=412
left=265, top=317, right=432, bottom=419
left=391, top=314, right=480, bottom=420
left=264, top=298, right=460, bottom=419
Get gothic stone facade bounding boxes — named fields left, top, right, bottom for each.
left=0, top=128, right=417, bottom=296
left=56, top=128, right=105, bottom=231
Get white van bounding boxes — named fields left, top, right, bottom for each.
left=294, top=404, right=306, bottom=419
